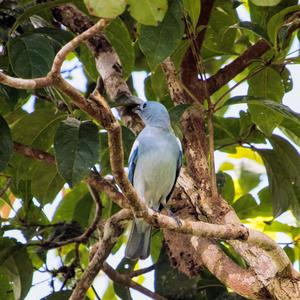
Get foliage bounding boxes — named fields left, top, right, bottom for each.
left=0, top=0, right=299, bottom=299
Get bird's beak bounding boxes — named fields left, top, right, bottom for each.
left=132, top=105, right=142, bottom=114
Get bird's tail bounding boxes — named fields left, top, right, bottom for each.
left=125, top=218, right=151, bottom=260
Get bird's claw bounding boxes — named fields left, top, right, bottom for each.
left=167, top=209, right=182, bottom=227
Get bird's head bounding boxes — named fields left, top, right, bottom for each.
left=133, top=101, right=171, bottom=128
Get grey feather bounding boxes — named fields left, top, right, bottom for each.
left=125, top=219, right=151, bottom=260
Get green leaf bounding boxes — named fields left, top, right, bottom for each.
left=256, top=187, right=273, bottom=217
left=267, top=5, right=300, bottom=47
left=230, top=21, right=268, bottom=40
left=99, top=131, right=111, bottom=175
left=104, top=18, right=135, bottom=79
left=0, top=268, right=14, bottom=300
left=183, top=0, right=201, bottom=29
left=41, top=291, right=72, bottom=300
left=204, top=1, right=238, bottom=55
left=248, top=67, right=284, bottom=102
left=150, top=66, right=168, bottom=99
left=54, top=118, right=99, bottom=186
left=139, top=0, right=184, bottom=69
left=280, top=66, right=293, bottom=92
left=239, top=165, right=261, bottom=194
left=233, top=194, right=258, bottom=219
left=103, top=283, right=118, bottom=300
left=250, top=0, right=282, bottom=6
left=0, top=114, right=12, bottom=171
left=0, top=238, right=33, bottom=300
left=169, top=104, right=190, bottom=124
left=11, top=108, right=65, bottom=150
left=31, top=161, right=64, bottom=205
left=128, top=0, right=168, bottom=26
left=52, top=183, right=94, bottom=229
left=78, top=44, right=98, bottom=82
left=257, top=135, right=300, bottom=218
left=284, top=246, right=295, bottom=263
left=217, top=172, right=235, bottom=203
left=83, top=0, right=126, bottom=18
left=247, top=68, right=285, bottom=136
left=151, top=230, right=163, bottom=262
left=8, top=33, right=55, bottom=78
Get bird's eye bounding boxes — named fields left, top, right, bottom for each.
left=143, top=102, right=147, bottom=109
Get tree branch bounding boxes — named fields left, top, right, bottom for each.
left=12, top=140, right=249, bottom=241
left=69, top=209, right=131, bottom=300
left=102, top=262, right=167, bottom=300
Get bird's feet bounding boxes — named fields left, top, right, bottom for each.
left=167, top=209, right=182, bottom=227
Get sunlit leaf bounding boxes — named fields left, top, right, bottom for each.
left=83, top=0, right=126, bottom=18
left=128, top=0, right=168, bottom=26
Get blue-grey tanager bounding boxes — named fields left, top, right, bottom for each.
left=125, top=101, right=182, bottom=260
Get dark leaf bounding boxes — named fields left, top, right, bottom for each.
left=8, top=33, right=55, bottom=78
left=0, top=114, right=12, bottom=171
left=139, top=0, right=184, bottom=69
left=54, top=117, right=99, bottom=186
left=104, top=17, right=135, bottom=79
left=52, top=183, right=94, bottom=230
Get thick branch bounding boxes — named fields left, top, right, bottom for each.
left=207, top=39, right=270, bottom=96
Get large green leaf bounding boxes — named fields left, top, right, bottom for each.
left=248, top=67, right=284, bottom=102
left=8, top=33, right=55, bottom=78
left=54, top=117, right=99, bottom=186
left=52, top=183, right=94, bottom=230
left=250, top=0, right=282, bottom=6
left=127, top=0, right=168, bottom=26
left=257, top=135, right=300, bottom=218
left=214, top=116, right=265, bottom=149
left=0, top=114, right=12, bottom=171
left=104, top=18, right=135, bottom=79
left=183, top=0, right=201, bottom=29
left=0, top=238, right=33, bottom=300
left=83, top=0, right=126, bottom=18
left=139, top=0, right=184, bottom=69
left=31, top=161, right=64, bottom=205
left=11, top=108, right=65, bottom=150
left=204, top=0, right=238, bottom=54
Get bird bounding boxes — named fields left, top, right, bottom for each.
left=125, top=101, right=182, bottom=260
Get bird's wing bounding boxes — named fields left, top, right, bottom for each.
left=128, top=139, right=139, bottom=184
left=166, top=137, right=183, bottom=201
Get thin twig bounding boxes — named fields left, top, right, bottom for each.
left=102, top=262, right=167, bottom=300
left=129, top=264, right=156, bottom=278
